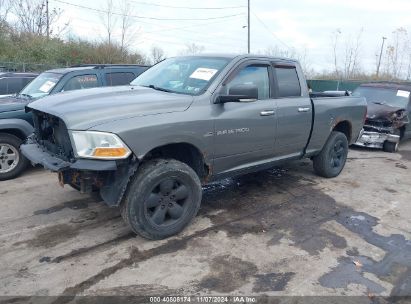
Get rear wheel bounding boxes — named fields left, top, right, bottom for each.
left=0, top=134, right=29, bottom=181
left=120, top=159, right=202, bottom=240
left=313, top=131, right=348, bottom=178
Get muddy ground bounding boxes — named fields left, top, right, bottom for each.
left=0, top=142, right=410, bottom=300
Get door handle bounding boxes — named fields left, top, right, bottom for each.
left=298, top=107, right=310, bottom=112
left=260, top=110, right=275, bottom=116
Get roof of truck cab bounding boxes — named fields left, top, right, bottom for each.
left=183, top=53, right=299, bottom=62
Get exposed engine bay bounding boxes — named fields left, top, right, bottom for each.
left=353, top=84, right=410, bottom=151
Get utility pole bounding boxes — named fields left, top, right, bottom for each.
left=46, top=0, right=50, bottom=39
left=376, top=36, right=387, bottom=78
left=247, top=0, right=250, bottom=54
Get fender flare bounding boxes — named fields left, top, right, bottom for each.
left=0, top=119, right=34, bottom=138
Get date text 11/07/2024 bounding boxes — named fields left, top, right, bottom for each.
left=149, top=296, right=257, bottom=303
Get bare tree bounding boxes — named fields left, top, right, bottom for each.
left=180, top=43, right=205, bottom=55
left=0, top=0, right=11, bottom=23
left=264, top=45, right=297, bottom=58
left=330, top=29, right=341, bottom=76
left=99, top=0, right=118, bottom=63
left=100, top=0, right=117, bottom=47
left=263, top=45, right=312, bottom=76
left=119, top=0, right=138, bottom=54
left=406, top=53, right=411, bottom=80
left=342, top=28, right=363, bottom=79
left=384, top=28, right=409, bottom=79
left=12, top=0, right=65, bottom=36
left=297, top=47, right=313, bottom=77
left=150, top=46, right=165, bottom=64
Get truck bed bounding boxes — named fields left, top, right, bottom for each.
left=304, top=96, right=367, bottom=156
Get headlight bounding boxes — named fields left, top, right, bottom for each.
left=70, top=131, right=131, bottom=160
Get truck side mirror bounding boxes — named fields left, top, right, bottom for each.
left=215, top=84, right=259, bottom=103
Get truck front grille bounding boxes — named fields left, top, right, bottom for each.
left=32, top=110, right=74, bottom=161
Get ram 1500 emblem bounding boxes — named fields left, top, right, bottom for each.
left=216, top=128, right=250, bottom=136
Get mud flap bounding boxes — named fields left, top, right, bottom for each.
left=100, top=159, right=139, bottom=207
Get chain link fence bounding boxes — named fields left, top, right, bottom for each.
left=0, top=61, right=64, bottom=73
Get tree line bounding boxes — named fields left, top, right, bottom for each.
left=0, top=0, right=148, bottom=69
left=1, top=0, right=411, bottom=81
left=0, top=0, right=204, bottom=71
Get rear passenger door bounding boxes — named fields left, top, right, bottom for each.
left=273, top=64, right=312, bottom=157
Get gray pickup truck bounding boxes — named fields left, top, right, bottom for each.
left=21, top=54, right=367, bottom=239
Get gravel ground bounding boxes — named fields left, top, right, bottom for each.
left=0, top=142, right=410, bottom=300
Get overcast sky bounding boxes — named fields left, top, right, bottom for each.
left=50, top=0, right=411, bottom=72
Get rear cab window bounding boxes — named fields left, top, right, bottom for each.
left=274, top=65, right=301, bottom=97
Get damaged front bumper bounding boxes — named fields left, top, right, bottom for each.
left=21, top=142, right=118, bottom=172
left=354, top=128, right=400, bottom=149
left=21, top=141, right=138, bottom=207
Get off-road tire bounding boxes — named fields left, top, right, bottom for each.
left=120, top=159, right=202, bottom=240
left=0, top=133, right=29, bottom=181
left=383, top=141, right=398, bottom=153
left=313, top=131, right=348, bottom=178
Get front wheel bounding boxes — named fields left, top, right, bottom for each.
left=0, top=134, right=29, bottom=181
left=120, top=159, right=202, bottom=240
left=312, top=131, right=348, bottom=178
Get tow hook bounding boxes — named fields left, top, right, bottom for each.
left=80, top=172, right=93, bottom=194
left=58, top=172, right=64, bottom=188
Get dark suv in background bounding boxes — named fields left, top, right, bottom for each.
left=0, top=64, right=149, bottom=180
left=18, top=64, right=149, bottom=99
left=0, top=72, right=38, bottom=98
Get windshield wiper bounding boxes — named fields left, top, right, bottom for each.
left=146, top=84, right=173, bottom=93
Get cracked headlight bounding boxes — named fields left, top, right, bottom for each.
left=70, top=131, right=131, bottom=160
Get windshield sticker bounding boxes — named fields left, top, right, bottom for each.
left=39, top=80, right=56, bottom=93
left=397, top=90, right=410, bottom=98
left=189, top=68, right=218, bottom=81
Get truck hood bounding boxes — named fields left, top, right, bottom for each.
left=0, top=96, right=29, bottom=113
left=27, top=86, right=194, bottom=130
left=366, top=102, right=409, bottom=128
left=366, top=102, right=405, bottom=120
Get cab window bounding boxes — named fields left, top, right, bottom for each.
left=105, top=72, right=135, bottom=86
left=63, top=74, right=99, bottom=91
left=275, top=66, right=301, bottom=97
left=225, top=65, right=270, bottom=100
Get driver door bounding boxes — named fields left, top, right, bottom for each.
left=212, top=60, right=277, bottom=175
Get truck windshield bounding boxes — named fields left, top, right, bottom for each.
left=19, top=72, right=62, bottom=99
left=131, top=56, right=230, bottom=95
left=353, top=87, right=409, bottom=108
